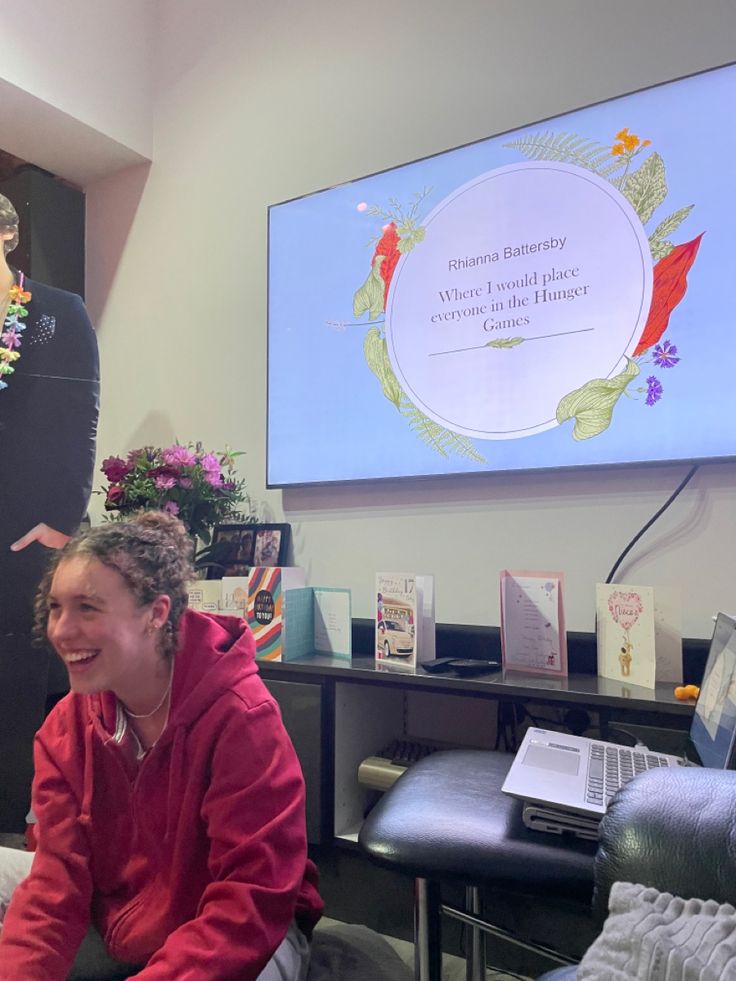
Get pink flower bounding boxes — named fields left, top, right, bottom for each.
left=101, top=456, right=131, bottom=483
left=154, top=475, right=177, bottom=490
left=200, top=452, right=222, bottom=486
left=179, top=477, right=193, bottom=489
left=163, top=501, right=180, bottom=516
left=162, top=444, right=196, bottom=467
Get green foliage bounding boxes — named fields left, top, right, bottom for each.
left=396, top=221, right=426, bottom=254
left=361, top=328, right=486, bottom=462
left=363, top=327, right=402, bottom=407
left=353, top=255, right=386, bottom=320
left=504, top=132, right=627, bottom=180
left=486, top=336, right=525, bottom=349
left=399, top=399, right=487, bottom=462
left=649, top=204, right=694, bottom=261
left=622, top=152, right=667, bottom=225
left=556, top=359, right=640, bottom=440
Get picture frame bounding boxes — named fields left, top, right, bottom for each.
left=205, top=523, right=257, bottom=579
left=251, top=523, right=291, bottom=567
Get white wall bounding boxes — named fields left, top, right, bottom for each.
left=85, top=0, right=736, bottom=638
left=0, top=0, right=154, bottom=182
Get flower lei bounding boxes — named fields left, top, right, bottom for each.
left=0, top=272, right=31, bottom=392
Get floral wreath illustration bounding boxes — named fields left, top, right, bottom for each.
left=330, top=127, right=703, bottom=459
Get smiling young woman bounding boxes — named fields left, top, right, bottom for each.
left=0, top=511, right=322, bottom=980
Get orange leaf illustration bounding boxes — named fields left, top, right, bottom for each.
left=633, top=233, right=704, bottom=356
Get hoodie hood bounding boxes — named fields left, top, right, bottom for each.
left=168, top=609, right=256, bottom=727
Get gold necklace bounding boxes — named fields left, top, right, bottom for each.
left=123, top=664, right=174, bottom=720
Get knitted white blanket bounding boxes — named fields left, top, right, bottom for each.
left=578, top=882, right=736, bottom=980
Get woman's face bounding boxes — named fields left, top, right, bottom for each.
left=46, top=556, right=166, bottom=696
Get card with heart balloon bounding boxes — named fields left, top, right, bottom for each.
left=596, top=583, right=656, bottom=688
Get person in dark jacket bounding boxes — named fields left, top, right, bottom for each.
left=0, top=511, right=322, bottom=979
left=0, top=191, right=100, bottom=830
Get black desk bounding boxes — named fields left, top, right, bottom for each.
left=262, top=652, right=693, bottom=719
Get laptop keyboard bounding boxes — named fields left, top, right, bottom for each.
left=586, top=743, right=674, bottom=806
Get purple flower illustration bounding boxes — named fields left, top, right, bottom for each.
left=653, top=339, right=680, bottom=368
left=645, top=376, right=663, bottom=406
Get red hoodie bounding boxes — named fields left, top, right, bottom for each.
left=0, top=610, right=323, bottom=980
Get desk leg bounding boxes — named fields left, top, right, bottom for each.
left=465, top=886, right=485, bottom=981
left=414, top=878, right=442, bottom=981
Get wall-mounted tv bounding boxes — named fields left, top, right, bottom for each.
left=268, top=62, right=736, bottom=487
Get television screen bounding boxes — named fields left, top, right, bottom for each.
left=268, top=62, right=736, bottom=487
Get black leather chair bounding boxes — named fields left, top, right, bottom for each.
left=538, top=765, right=736, bottom=980
left=359, top=750, right=598, bottom=981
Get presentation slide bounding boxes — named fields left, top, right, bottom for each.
left=268, top=63, right=735, bottom=486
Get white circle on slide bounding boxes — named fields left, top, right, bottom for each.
left=384, top=162, right=653, bottom=439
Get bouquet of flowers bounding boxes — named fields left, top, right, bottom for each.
left=100, top=443, right=250, bottom=544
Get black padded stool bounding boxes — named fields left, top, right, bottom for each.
left=358, top=749, right=596, bottom=981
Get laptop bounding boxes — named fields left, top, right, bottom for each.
left=502, top=612, right=736, bottom=834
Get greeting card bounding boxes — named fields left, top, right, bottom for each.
left=376, top=573, right=435, bottom=672
left=246, top=566, right=308, bottom=661
left=596, top=583, right=656, bottom=688
left=500, top=570, right=567, bottom=677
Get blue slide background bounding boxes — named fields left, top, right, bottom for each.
left=268, top=64, right=736, bottom=485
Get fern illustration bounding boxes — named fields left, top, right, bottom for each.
left=504, top=132, right=626, bottom=181
left=363, top=328, right=486, bottom=461
left=398, top=398, right=487, bottom=462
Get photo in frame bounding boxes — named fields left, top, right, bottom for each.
left=205, top=523, right=256, bottom=579
left=251, top=524, right=291, bottom=567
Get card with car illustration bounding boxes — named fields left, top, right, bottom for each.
left=376, top=573, right=435, bottom=672
left=596, top=583, right=656, bottom=688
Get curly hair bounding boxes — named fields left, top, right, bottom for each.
left=34, top=511, right=195, bottom=658
left=0, top=193, right=19, bottom=255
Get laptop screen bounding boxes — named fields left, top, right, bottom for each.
left=689, top=613, right=736, bottom=769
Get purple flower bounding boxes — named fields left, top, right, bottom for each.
left=154, top=475, right=177, bottom=490
left=645, top=375, right=663, bottom=406
left=1, top=328, right=20, bottom=349
left=101, top=456, right=131, bottom=482
left=162, top=444, right=196, bottom=467
left=163, top=501, right=180, bottom=516
left=200, top=452, right=222, bottom=487
left=653, top=339, right=680, bottom=369
left=179, top=477, right=193, bottom=489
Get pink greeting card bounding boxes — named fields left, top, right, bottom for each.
left=500, top=570, right=567, bottom=677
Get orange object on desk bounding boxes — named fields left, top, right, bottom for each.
left=674, top=684, right=700, bottom=701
